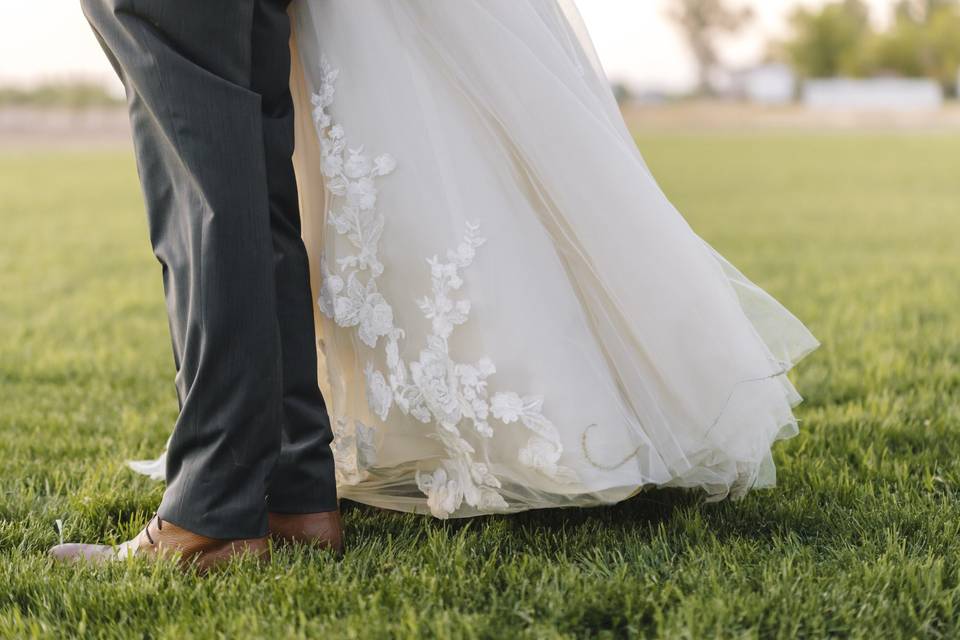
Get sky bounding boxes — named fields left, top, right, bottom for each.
left=0, top=0, right=895, bottom=94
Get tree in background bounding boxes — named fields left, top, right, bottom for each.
left=777, top=0, right=960, bottom=96
left=875, top=0, right=960, bottom=95
left=894, top=0, right=956, bottom=23
left=665, top=0, right=754, bottom=96
left=782, top=0, right=872, bottom=78
left=610, top=81, right=635, bottom=105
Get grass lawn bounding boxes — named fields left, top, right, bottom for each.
left=1, top=132, right=959, bottom=638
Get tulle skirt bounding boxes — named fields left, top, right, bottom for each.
left=134, top=0, right=818, bottom=519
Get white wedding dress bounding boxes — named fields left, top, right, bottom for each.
left=132, top=0, right=819, bottom=519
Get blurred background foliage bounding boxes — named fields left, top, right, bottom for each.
left=781, top=0, right=960, bottom=94
left=4, top=1, right=960, bottom=106
left=666, top=0, right=960, bottom=97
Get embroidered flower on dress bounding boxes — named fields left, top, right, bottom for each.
left=346, top=178, right=377, bottom=211
left=492, top=393, right=571, bottom=481
left=355, top=421, right=378, bottom=469
left=490, top=392, right=526, bottom=423
left=373, top=154, right=397, bottom=176
left=310, top=55, right=575, bottom=518
left=331, top=274, right=394, bottom=348
left=409, top=346, right=463, bottom=431
left=344, top=147, right=373, bottom=178
left=364, top=362, right=393, bottom=421
left=317, top=257, right=343, bottom=319
left=331, top=417, right=377, bottom=485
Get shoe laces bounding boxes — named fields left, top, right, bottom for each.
left=143, top=513, right=163, bottom=545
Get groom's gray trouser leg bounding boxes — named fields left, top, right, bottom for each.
left=81, top=0, right=338, bottom=539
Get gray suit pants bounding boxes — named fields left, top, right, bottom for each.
left=81, top=0, right=338, bottom=539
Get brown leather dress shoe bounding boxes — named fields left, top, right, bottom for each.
left=267, top=510, right=343, bottom=554
left=49, top=515, right=269, bottom=572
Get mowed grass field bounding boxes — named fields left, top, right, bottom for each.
left=1, top=132, right=959, bottom=638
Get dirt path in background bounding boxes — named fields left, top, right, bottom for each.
left=0, top=107, right=131, bottom=150
left=3, top=103, right=960, bottom=151
left=622, top=101, right=960, bottom=132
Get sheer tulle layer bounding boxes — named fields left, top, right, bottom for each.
left=131, top=0, right=818, bottom=518
left=282, top=0, right=818, bottom=518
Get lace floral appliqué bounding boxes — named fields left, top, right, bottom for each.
left=311, top=56, right=574, bottom=517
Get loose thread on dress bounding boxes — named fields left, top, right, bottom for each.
left=581, top=424, right=646, bottom=471
left=580, top=361, right=792, bottom=471
left=701, top=362, right=791, bottom=437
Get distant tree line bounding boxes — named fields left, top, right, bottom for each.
left=780, top=0, right=960, bottom=95
left=666, top=0, right=754, bottom=96
left=0, top=82, right=123, bottom=108
left=666, top=0, right=960, bottom=97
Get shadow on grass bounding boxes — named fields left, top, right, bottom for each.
left=339, top=479, right=851, bottom=557
left=341, top=488, right=701, bottom=542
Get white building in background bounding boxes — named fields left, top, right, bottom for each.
left=736, top=63, right=796, bottom=105
left=803, top=78, right=944, bottom=111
